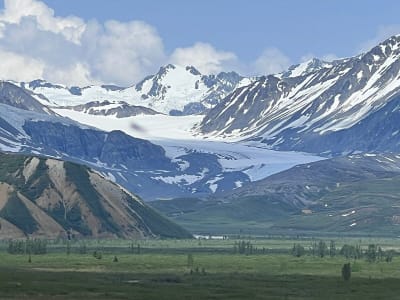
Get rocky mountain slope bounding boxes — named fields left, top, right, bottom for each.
left=60, top=100, right=160, bottom=118
left=200, top=35, right=400, bottom=155
left=0, top=152, right=191, bottom=239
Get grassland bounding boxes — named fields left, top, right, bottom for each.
left=1, top=237, right=400, bottom=299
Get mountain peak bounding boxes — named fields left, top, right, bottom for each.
left=157, top=64, right=177, bottom=76
left=282, top=58, right=332, bottom=78
left=185, top=65, right=201, bottom=76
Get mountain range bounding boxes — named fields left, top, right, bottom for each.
left=2, top=35, right=400, bottom=237
left=15, top=64, right=252, bottom=116
left=0, top=78, right=320, bottom=201
left=200, top=35, right=400, bottom=155
left=152, top=153, right=400, bottom=236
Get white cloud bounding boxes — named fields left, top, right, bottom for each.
left=0, top=0, right=306, bottom=86
left=0, top=0, right=166, bottom=86
left=0, top=49, right=44, bottom=81
left=0, top=0, right=85, bottom=43
left=170, top=42, right=237, bottom=74
left=300, top=53, right=314, bottom=63
left=359, top=25, right=400, bottom=53
left=321, top=53, right=339, bottom=62
left=301, top=53, right=339, bottom=63
left=86, top=20, right=166, bottom=86
left=252, top=48, right=291, bottom=76
left=42, top=63, right=95, bottom=87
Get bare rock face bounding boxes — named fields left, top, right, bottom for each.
left=0, top=81, right=54, bottom=115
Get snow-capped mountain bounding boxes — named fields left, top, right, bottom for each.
left=6, top=35, right=400, bottom=200
left=200, top=35, right=400, bottom=155
left=18, top=64, right=252, bottom=115
left=0, top=81, right=320, bottom=200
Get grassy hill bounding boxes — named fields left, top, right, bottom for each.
left=150, top=154, right=400, bottom=236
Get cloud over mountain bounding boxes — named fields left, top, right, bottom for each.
left=0, top=0, right=342, bottom=86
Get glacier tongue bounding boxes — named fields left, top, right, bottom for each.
left=53, top=108, right=322, bottom=192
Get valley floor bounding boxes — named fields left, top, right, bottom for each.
left=1, top=238, right=400, bottom=299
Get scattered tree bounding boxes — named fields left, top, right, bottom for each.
left=329, top=240, right=336, bottom=257
left=291, top=243, right=305, bottom=257
left=342, top=263, right=351, bottom=281
left=385, top=250, right=395, bottom=263
left=7, top=239, right=47, bottom=255
left=317, top=240, right=328, bottom=258
left=187, top=253, right=194, bottom=267
left=234, top=241, right=254, bottom=255
left=340, top=244, right=360, bottom=260
left=66, top=240, right=71, bottom=255
left=93, top=250, right=102, bottom=259
left=79, top=243, right=87, bottom=254
left=366, top=244, right=377, bottom=263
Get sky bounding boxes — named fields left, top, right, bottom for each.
left=0, top=0, right=399, bottom=86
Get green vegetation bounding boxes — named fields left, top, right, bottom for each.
left=150, top=195, right=295, bottom=235
left=342, top=262, right=351, bottom=281
left=0, top=192, right=37, bottom=233
left=292, top=243, right=306, bottom=257
left=0, top=154, right=52, bottom=200
left=7, top=239, right=47, bottom=255
left=0, top=152, right=26, bottom=181
left=151, top=175, right=400, bottom=237
left=0, top=237, right=399, bottom=299
left=127, top=196, right=192, bottom=239
left=20, top=158, right=51, bottom=200
left=64, top=162, right=191, bottom=238
left=50, top=203, right=91, bottom=236
left=65, top=162, right=120, bottom=235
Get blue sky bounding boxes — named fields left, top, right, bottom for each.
left=0, top=0, right=399, bottom=86
left=38, top=0, right=400, bottom=60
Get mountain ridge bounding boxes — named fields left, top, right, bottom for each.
left=199, top=35, right=400, bottom=156
left=0, top=152, right=191, bottom=239
left=151, top=153, right=400, bottom=235
left=17, top=64, right=253, bottom=116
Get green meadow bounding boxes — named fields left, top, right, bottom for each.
left=0, top=237, right=400, bottom=299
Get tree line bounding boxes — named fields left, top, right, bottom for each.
left=291, top=240, right=395, bottom=262
left=7, top=239, right=47, bottom=254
